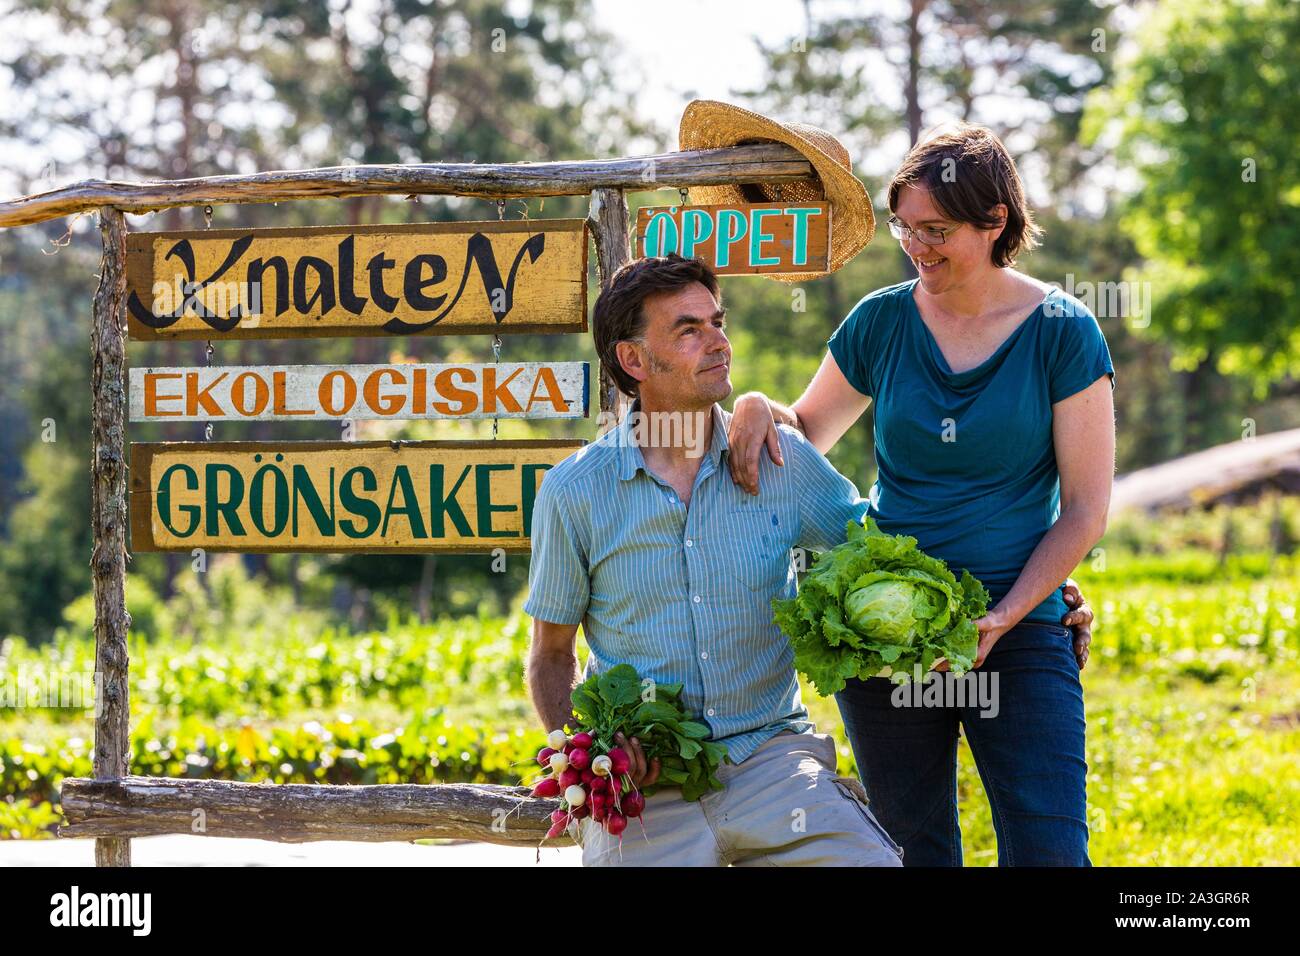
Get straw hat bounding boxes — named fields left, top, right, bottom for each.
left=677, top=99, right=875, bottom=282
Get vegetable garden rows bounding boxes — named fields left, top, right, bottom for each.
left=3, top=550, right=1298, bottom=861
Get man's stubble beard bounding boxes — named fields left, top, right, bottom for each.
left=643, top=345, right=731, bottom=409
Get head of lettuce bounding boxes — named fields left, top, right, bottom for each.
left=772, top=517, right=991, bottom=695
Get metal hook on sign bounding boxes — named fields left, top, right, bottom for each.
left=491, top=332, right=502, bottom=440
left=203, top=205, right=214, bottom=228
left=204, top=339, right=215, bottom=440
left=496, top=199, right=506, bottom=221
left=678, top=187, right=689, bottom=209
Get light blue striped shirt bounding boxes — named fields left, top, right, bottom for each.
left=523, top=397, right=871, bottom=764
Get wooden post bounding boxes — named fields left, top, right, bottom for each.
left=588, top=187, right=632, bottom=434
left=90, top=206, right=132, bottom=867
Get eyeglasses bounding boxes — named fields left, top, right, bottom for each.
left=887, top=216, right=959, bottom=245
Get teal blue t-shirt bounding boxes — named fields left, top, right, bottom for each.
left=826, top=278, right=1115, bottom=625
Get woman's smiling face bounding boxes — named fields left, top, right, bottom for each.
left=893, top=184, right=1007, bottom=295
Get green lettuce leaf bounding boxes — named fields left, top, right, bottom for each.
left=773, top=516, right=992, bottom=694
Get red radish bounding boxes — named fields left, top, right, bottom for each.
left=571, top=732, right=594, bottom=750
left=568, top=747, right=591, bottom=771
left=605, top=811, right=628, bottom=836
left=562, top=742, right=576, bottom=756
left=550, top=809, right=569, bottom=825
left=590, top=776, right=610, bottom=793
left=559, top=768, right=582, bottom=789
left=609, top=775, right=624, bottom=799
left=532, top=777, right=561, bottom=798
left=571, top=803, right=590, bottom=819
left=581, top=769, right=597, bottom=785
left=622, top=790, right=646, bottom=818
left=537, top=746, right=557, bottom=767
left=546, top=819, right=568, bottom=839
left=608, top=747, right=630, bottom=776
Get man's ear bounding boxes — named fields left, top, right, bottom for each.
left=615, top=340, right=648, bottom=390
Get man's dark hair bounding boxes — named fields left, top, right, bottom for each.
left=592, top=253, right=721, bottom=397
left=887, top=123, right=1042, bottom=268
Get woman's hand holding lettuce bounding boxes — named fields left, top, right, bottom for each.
left=773, top=517, right=991, bottom=695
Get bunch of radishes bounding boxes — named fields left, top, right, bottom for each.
left=530, top=728, right=646, bottom=841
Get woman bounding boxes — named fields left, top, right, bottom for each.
left=727, top=124, right=1115, bottom=866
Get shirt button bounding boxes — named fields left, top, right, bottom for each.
left=693, top=595, right=702, bottom=603
left=700, top=651, right=708, bottom=660
left=686, top=539, right=694, bottom=547
left=706, top=708, right=716, bottom=717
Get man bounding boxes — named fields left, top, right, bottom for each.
left=523, top=254, right=1093, bottom=866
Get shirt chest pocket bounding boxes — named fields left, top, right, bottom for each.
left=713, top=507, right=792, bottom=594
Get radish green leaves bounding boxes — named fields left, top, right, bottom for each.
left=570, top=664, right=727, bottom=802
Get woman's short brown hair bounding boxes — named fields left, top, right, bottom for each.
left=887, top=124, right=1042, bottom=268
left=592, top=253, right=721, bottom=397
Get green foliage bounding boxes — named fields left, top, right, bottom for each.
left=569, top=664, right=726, bottom=802
left=2, top=609, right=532, bottom=725
left=1087, top=0, right=1300, bottom=393
left=1, top=712, right=544, bottom=812
left=1101, top=495, right=1300, bottom=558
left=0, top=440, right=90, bottom=642
left=1, top=542, right=1298, bottom=861
left=0, top=797, right=62, bottom=840
left=773, top=517, right=989, bottom=695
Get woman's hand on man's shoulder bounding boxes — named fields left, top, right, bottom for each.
left=727, top=392, right=784, bottom=496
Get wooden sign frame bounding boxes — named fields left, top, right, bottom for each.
left=0, top=140, right=824, bottom=864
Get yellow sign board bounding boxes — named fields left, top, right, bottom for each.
left=125, top=220, right=588, bottom=340
left=129, top=441, right=583, bottom=553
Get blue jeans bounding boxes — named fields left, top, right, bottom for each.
left=834, top=621, right=1091, bottom=866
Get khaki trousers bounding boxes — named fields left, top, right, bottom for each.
left=579, top=730, right=904, bottom=867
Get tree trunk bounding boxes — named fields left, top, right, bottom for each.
left=416, top=554, right=437, bottom=624
left=899, top=0, right=926, bottom=280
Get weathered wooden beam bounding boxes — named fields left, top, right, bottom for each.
left=90, top=206, right=132, bottom=868
left=0, top=144, right=814, bottom=229
left=588, top=187, right=633, bottom=434
left=59, top=776, right=572, bottom=847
